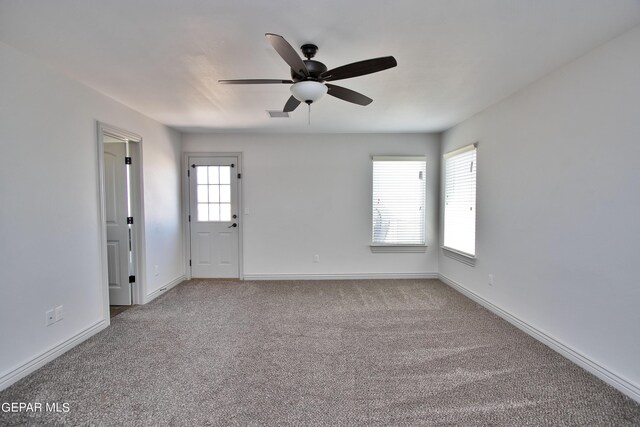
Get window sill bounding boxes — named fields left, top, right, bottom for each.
left=370, top=245, right=427, bottom=253
left=441, top=247, right=476, bottom=266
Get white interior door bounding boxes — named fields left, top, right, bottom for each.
left=189, top=156, right=240, bottom=278
left=104, top=142, right=132, bottom=305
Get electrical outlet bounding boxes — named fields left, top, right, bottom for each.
left=55, top=305, right=64, bottom=322
left=313, top=254, right=320, bottom=263
left=45, top=309, right=55, bottom=326
left=488, top=274, right=494, bottom=286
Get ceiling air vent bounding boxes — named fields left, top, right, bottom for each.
left=267, top=110, right=289, bottom=118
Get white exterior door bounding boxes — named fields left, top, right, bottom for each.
left=104, top=143, right=132, bottom=305
left=189, top=156, right=240, bottom=278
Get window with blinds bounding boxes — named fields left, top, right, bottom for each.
left=372, top=157, right=426, bottom=246
left=443, top=144, right=477, bottom=257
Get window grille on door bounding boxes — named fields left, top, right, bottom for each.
left=195, top=166, right=232, bottom=222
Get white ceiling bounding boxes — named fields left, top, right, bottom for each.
left=1, top=0, right=639, bottom=133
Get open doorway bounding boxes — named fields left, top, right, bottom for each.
left=97, top=123, right=144, bottom=319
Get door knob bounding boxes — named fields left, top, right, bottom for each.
left=228, top=223, right=238, bottom=228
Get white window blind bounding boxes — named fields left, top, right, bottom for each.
left=443, top=144, right=477, bottom=257
left=372, top=157, right=426, bottom=245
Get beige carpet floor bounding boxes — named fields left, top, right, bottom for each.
left=1, top=279, right=638, bottom=426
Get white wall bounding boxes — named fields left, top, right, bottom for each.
left=440, top=25, right=640, bottom=397
left=0, top=42, right=184, bottom=389
left=184, top=133, right=440, bottom=278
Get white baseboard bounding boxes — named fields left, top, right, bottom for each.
left=0, top=275, right=187, bottom=392
left=143, top=275, right=187, bottom=304
left=438, top=273, right=640, bottom=403
left=243, top=272, right=439, bottom=281
left=0, top=320, right=108, bottom=392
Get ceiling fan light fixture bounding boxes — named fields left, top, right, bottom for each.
left=290, top=81, right=327, bottom=104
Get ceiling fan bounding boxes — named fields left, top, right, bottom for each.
left=219, top=33, right=397, bottom=113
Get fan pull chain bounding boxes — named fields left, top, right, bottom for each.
left=308, top=103, right=311, bottom=126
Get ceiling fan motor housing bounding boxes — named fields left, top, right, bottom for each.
left=292, top=60, right=327, bottom=81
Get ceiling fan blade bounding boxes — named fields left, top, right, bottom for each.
left=321, top=56, right=397, bottom=81
left=265, top=33, right=309, bottom=77
left=326, top=84, right=372, bottom=106
left=283, top=96, right=301, bottom=113
left=218, top=79, right=293, bottom=84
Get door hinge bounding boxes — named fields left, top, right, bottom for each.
left=231, top=163, right=235, bottom=168
left=125, top=156, right=132, bottom=165
left=189, top=260, right=192, bottom=266
left=127, top=217, right=134, bottom=224
left=187, top=170, right=190, bottom=177
left=237, top=173, right=241, bottom=179
left=188, top=214, right=191, bottom=222
left=129, top=275, right=135, bottom=283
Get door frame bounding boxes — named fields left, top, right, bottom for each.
left=97, top=122, right=146, bottom=320
left=183, top=152, right=244, bottom=280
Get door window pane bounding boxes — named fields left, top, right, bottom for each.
left=208, top=186, right=220, bottom=203
left=195, top=164, right=234, bottom=222
left=209, top=166, right=220, bottom=184
left=220, top=166, right=231, bottom=184
left=220, top=204, right=231, bottom=221
left=220, top=185, right=231, bottom=203
left=197, top=166, right=208, bottom=184
left=197, top=185, right=208, bottom=203
left=197, top=203, right=209, bottom=222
